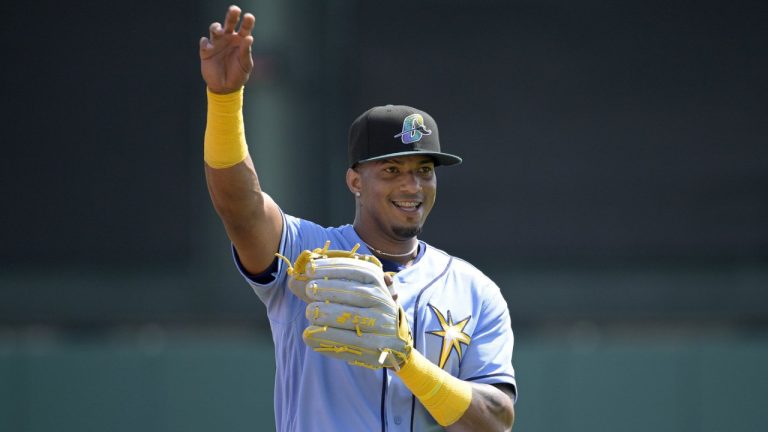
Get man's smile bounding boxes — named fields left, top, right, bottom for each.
left=392, top=200, right=422, bottom=213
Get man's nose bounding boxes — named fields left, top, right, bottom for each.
left=400, top=171, right=422, bottom=192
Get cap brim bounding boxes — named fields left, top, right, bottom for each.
left=355, top=150, right=462, bottom=167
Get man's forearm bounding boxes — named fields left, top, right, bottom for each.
left=204, top=87, right=249, bottom=168
left=203, top=86, right=282, bottom=274
left=446, top=383, right=515, bottom=432
left=395, top=351, right=514, bottom=430
left=203, top=85, right=264, bottom=224
left=205, top=157, right=263, bottom=222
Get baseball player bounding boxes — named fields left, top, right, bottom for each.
left=200, top=5, right=516, bottom=431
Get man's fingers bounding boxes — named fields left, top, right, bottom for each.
left=239, top=35, right=254, bottom=71
left=384, top=273, right=398, bottom=299
left=199, top=37, right=211, bottom=52
left=223, top=5, right=241, bottom=34
left=209, top=8, right=253, bottom=48
left=238, top=13, right=255, bottom=37
left=209, top=22, right=223, bottom=41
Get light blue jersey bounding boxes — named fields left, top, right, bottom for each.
left=234, top=214, right=517, bottom=431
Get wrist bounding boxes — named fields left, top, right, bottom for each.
left=204, top=86, right=248, bottom=168
left=206, top=86, right=243, bottom=96
left=395, top=350, right=472, bottom=426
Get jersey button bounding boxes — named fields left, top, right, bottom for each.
left=394, top=416, right=402, bottom=425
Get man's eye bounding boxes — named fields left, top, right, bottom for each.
left=418, top=166, right=434, bottom=174
left=385, top=167, right=399, bottom=174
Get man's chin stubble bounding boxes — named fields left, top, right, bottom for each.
left=392, top=225, right=422, bottom=239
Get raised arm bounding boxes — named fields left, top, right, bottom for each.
left=199, top=5, right=282, bottom=275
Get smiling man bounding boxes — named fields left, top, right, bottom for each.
left=346, top=105, right=449, bottom=248
left=200, top=5, right=516, bottom=432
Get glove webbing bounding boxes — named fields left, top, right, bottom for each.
left=275, top=240, right=383, bottom=281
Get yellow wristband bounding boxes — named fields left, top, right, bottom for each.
left=395, top=350, right=473, bottom=426
left=204, top=87, right=248, bottom=168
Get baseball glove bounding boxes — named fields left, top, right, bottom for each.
left=276, top=241, right=413, bottom=369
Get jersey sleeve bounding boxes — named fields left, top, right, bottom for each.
left=459, top=283, right=517, bottom=401
left=232, top=213, right=347, bottom=323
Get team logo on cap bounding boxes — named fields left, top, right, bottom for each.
left=394, top=113, right=432, bottom=144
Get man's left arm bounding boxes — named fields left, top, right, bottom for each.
left=395, top=349, right=515, bottom=431
left=399, top=281, right=516, bottom=431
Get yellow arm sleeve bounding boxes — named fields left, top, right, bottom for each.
left=395, top=350, right=473, bottom=426
left=204, top=87, right=249, bottom=168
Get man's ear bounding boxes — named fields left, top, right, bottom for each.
left=346, top=167, right=361, bottom=196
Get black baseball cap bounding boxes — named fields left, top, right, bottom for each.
left=348, top=105, right=463, bottom=167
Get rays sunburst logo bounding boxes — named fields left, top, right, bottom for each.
left=426, top=305, right=472, bottom=369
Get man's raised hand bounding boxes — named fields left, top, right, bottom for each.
left=199, top=5, right=255, bottom=94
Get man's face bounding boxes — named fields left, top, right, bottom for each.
left=354, top=156, right=437, bottom=240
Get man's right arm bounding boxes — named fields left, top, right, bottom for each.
left=200, top=5, right=283, bottom=275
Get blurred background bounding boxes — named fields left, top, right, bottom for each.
left=1, top=0, right=767, bottom=430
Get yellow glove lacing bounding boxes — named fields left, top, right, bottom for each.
left=274, top=240, right=383, bottom=281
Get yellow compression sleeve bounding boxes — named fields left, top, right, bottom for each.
left=204, top=87, right=248, bottom=168
left=395, top=350, right=473, bottom=426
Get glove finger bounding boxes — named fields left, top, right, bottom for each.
left=303, top=325, right=400, bottom=368
left=306, top=302, right=397, bottom=334
left=305, top=257, right=385, bottom=286
left=305, top=279, right=393, bottom=307
left=304, top=325, right=408, bottom=359
left=288, top=278, right=313, bottom=303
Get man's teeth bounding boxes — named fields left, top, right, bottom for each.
left=394, top=201, right=419, bottom=208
